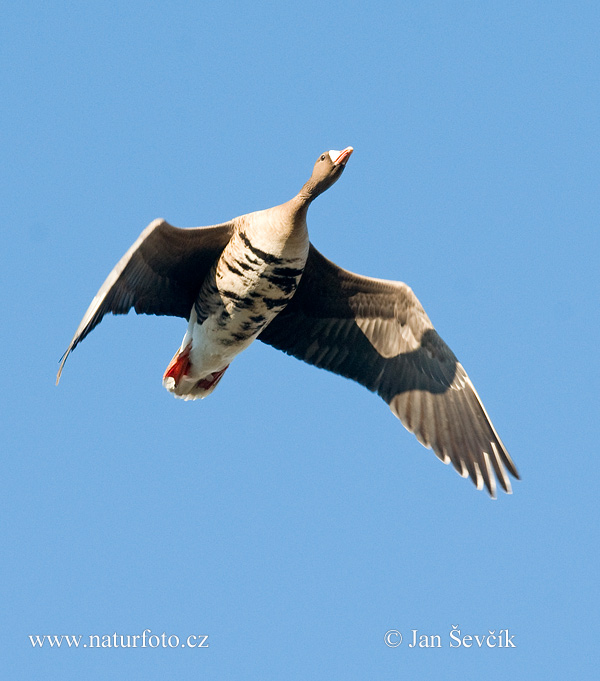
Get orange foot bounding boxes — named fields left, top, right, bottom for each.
left=196, top=365, right=229, bottom=392
left=163, top=343, right=192, bottom=385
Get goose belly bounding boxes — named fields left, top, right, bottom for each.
left=188, top=244, right=306, bottom=375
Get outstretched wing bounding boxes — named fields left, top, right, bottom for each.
left=259, top=244, right=519, bottom=497
left=57, top=218, right=234, bottom=382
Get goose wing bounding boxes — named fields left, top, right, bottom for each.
left=259, top=244, right=518, bottom=496
left=57, top=218, right=234, bottom=382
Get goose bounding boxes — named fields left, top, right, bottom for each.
left=57, top=147, right=519, bottom=497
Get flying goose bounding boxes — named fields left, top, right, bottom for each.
left=57, top=147, right=519, bottom=497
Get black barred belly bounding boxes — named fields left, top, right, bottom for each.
left=194, top=230, right=306, bottom=349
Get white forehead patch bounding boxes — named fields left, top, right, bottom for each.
left=328, top=150, right=341, bottom=164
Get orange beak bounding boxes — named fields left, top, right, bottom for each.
left=334, top=147, right=354, bottom=166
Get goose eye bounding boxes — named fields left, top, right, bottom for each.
left=320, top=154, right=326, bottom=161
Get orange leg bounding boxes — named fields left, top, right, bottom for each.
left=196, top=365, right=229, bottom=391
left=163, top=343, right=192, bottom=385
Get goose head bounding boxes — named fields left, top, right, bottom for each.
left=299, top=147, right=353, bottom=202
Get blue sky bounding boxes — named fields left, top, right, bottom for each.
left=3, top=1, right=599, bottom=679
